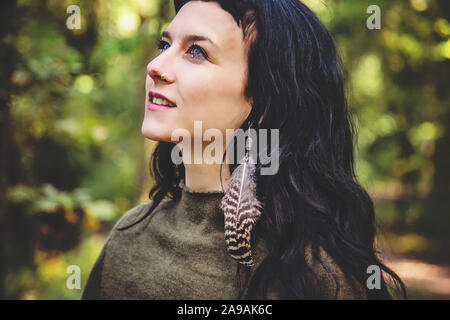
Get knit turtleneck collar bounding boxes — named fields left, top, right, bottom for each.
left=178, top=179, right=225, bottom=195
left=174, top=179, right=226, bottom=228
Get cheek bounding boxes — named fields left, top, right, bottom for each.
left=178, top=67, right=250, bottom=132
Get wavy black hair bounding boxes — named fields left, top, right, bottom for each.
left=134, top=0, right=407, bottom=299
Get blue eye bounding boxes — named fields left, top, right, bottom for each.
left=156, top=39, right=208, bottom=60
left=156, top=39, right=170, bottom=51
left=189, top=44, right=208, bottom=59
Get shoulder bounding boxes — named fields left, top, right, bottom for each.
left=305, top=245, right=368, bottom=299
left=112, top=198, right=176, bottom=230
left=112, top=201, right=154, bottom=230
left=112, top=197, right=177, bottom=230
left=82, top=200, right=160, bottom=299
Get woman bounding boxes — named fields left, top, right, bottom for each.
left=82, top=0, right=406, bottom=299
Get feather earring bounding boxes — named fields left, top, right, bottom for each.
left=220, top=131, right=263, bottom=267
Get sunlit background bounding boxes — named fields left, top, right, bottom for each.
left=0, top=0, right=449, bottom=299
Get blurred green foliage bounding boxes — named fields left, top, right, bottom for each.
left=0, top=0, right=448, bottom=299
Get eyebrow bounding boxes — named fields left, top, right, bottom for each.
left=161, top=30, right=218, bottom=49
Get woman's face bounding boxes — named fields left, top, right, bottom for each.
left=142, top=1, right=252, bottom=143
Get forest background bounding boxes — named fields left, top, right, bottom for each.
left=0, top=0, right=449, bottom=299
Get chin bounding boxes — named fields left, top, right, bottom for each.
left=141, top=121, right=173, bottom=142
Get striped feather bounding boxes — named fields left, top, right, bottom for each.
left=220, top=143, right=263, bottom=267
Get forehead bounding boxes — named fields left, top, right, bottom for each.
left=167, top=1, right=245, bottom=53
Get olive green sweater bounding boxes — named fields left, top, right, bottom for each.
left=82, top=180, right=367, bottom=300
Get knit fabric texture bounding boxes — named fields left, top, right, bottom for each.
left=81, top=180, right=368, bottom=300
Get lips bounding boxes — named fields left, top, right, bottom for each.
left=148, top=91, right=176, bottom=107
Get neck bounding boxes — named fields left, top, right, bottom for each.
left=184, top=162, right=230, bottom=192
left=180, top=137, right=234, bottom=192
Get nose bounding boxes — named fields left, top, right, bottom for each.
left=147, top=57, right=172, bottom=83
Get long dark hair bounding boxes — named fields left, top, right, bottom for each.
left=135, top=0, right=406, bottom=299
